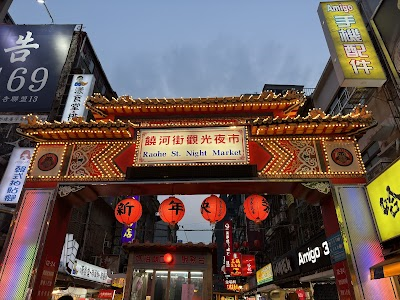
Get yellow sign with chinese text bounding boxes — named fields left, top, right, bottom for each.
left=318, top=1, right=386, bottom=87
left=366, top=159, right=400, bottom=242
left=256, top=263, right=273, bottom=285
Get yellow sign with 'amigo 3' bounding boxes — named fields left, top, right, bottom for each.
left=318, top=1, right=386, bottom=87
left=366, top=159, right=400, bottom=242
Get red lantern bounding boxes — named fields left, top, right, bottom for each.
left=233, top=242, right=240, bottom=249
left=115, top=198, right=142, bottom=225
left=159, top=196, right=185, bottom=226
left=242, top=241, right=249, bottom=248
left=243, top=194, right=270, bottom=224
left=200, top=195, right=226, bottom=224
left=164, top=253, right=174, bottom=264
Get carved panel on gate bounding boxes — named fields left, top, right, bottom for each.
left=27, top=137, right=364, bottom=182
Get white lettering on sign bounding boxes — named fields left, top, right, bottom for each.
left=298, top=241, right=330, bottom=266
left=1, top=31, right=49, bottom=104
left=136, top=127, right=247, bottom=165
left=4, top=31, right=39, bottom=63
left=326, top=3, right=353, bottom=13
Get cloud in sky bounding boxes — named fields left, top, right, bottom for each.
left=113, top=35, right=327, bottom=98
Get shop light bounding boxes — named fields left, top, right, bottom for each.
left=191, top=271, right=203, bottom=276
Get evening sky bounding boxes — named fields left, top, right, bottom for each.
left=9, top=0, right=331, bottom=243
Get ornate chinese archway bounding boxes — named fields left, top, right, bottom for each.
left=0, top=91, right=395, bottom=300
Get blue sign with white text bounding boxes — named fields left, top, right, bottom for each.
left=327, top=231, right=346, bottom=264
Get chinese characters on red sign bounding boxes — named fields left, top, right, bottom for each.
left=133, top=254, right=205, bottom=265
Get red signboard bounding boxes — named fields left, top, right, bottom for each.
left=224, top=220, right=233, bottom=273
left=332, top=261, right=356, bottom=300
left=98, top=289, right=115, bottom=299
left=241, top=254, right=256, bottom=276
left=230, top=252, right=242, bottom=276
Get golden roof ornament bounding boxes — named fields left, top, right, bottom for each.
left=23, top=114, right=40, bottom=126
left=308, top=108, right=327, bottom=119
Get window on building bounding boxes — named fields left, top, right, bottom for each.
left=362, top=141, right=381, bottom=170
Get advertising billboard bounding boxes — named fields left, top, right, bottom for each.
left=61, top=74, right=95, bottom=122
left=224, top=220, right=233, bottom=274
left=70, top=259, right=112, bottom=284
left=372, top=0, right=400, bottom=82
left=296, top=232, right=332, bottom=274
left=272, top=249, right=300, bottom=281
left=366, top=158, right=400, bottom=242
left=256, top=263, right=273, bottom=285
left=318, top=1, right=386, bottom=87
left=0, top=25, right=75, bottom=113
left=0, top=147, right=33, bottom=204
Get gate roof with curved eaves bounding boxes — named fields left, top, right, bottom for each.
left=18, top=92, right=373, bottom=185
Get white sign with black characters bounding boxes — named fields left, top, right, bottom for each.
left=0, top=147, right=34, bottom=204
left=61, top=74, right=95, bottom=122
left=70, top=259, right=111, bottom=284
left=0, top=25, right=75, bottom=113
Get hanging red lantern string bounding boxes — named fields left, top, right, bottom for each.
left=200, top=195, right=226, bottom=225
left=233, top=242, right=240, bottom=250
left=159, top=196, right=185, bottom=226
left=115, top=197, right=142, bottom=225
left=243, top=194, right=270, bottom=224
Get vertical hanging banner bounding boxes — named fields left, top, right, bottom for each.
left=0, top=147, right=33, bottom=204
left=0, top=25, right=76, bottom=112
left=61, top=74, right=95, bottom=122
left=318, top=1, right=386, bottom=87
left=229, top=253, right=242, bottom=276
left=121, top=223, right=136, bottom=243
left=224, top=220, right=233, bottom=274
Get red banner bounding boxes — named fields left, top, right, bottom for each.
left=332, top=261, right=356, bottom=300
left=229, top=252, right=242, bottom=276
left=241, top=254, right=256, bottom=276
left=98, top=289, right=115, bottom=299
left=224, top=221, right=233, bottom=273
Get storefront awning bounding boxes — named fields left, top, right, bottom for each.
left=299, top=269, right=334, bottom=282
left=370, top=256, right=400, bottom=279
left=257, top=284, right=279, bottom=293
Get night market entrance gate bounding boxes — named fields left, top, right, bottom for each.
left=0, top=91, right=398, bottom=300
